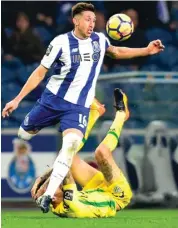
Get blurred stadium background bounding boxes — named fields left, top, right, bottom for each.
left=1, top=0, right=178, bottom=213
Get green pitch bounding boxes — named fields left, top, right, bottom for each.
left=2, top=209, right=178, bottom=228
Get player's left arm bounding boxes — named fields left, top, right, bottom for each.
left=106, top=39, right=165, bottom=59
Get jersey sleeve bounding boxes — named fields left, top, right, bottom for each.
left=99, top=32, right=111, bottom=51
left=41, top=36, right=63, bottom=69
left=105, top=36, right=111, bottom=50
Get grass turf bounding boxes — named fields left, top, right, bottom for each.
left=2, top=209, right=178, bottom=228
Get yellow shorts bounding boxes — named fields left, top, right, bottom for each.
left=83, top=170, right=133, bottom=209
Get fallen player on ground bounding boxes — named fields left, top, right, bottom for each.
left=31, top=89, right=132, bottom=218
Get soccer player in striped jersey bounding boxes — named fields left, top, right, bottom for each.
left=32, top=89, right=132, bottom=218
left=2, top=2, right=164, bottom=213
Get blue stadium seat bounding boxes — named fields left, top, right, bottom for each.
left=2, top=57, right=23, bottom=70
left=172, top=65, right=178, bottom=71
left=116, top=83, right=144, bottom=101
left=155, top=84, right=178, bottom=101
left=140, top=64, right=162, bottom=71
left=138, top=102, right=170, bottom=122
left=129, top=103, right=139, bottom=119
left=16, top=63, right=38, bottom=84
left=4, top=27, right=13, bottom=37
left=158, top=45, right=178, bottom=69
left=1, top=118, right=20, bottom=128
left=111, top=65, right=133, bottom=73
left=146, top=28, right=173, bottom=44
left=125, top=119, right=147, bottom=128
left=137, top=102, right=156, bottom=121
left=2, top=83, right=21, bottom=103
left=175, top=29, right=178, bottom=47
left=169, top=103, right=178, bottom=119
left=34, top=26, right=53, bottom=46
left=2, top=66, right=16, bottom=83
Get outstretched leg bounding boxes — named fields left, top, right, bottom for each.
left=95, top=89, right=132, bottom=210
left=95, top=88, right=129, bottom=184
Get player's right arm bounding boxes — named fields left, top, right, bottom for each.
left=2, top=65, right=47, bottom=118
left=2, top=36, right=63, bottom=118
left=106, top=40, right=165, bottom=59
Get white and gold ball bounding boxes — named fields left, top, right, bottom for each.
left=106, top=13, right=134, bottom=41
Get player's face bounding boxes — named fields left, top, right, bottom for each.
left=76, top=11, right=96, bottom=38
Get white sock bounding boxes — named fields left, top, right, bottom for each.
left=44, top=133, right=82, bottom=197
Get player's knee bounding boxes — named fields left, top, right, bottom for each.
left=54, top=133, right=82, bottom=168
left=18, top=126, right=37, bottom=141
left=95, top=144, right=110, bottom=162
left=62, top=133, right=82, bottom=156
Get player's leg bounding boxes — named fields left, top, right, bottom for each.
left=75, top=90, right=129, bottom=191
left=77, top=98, right=105, bottom=151
left=95, top=89, right=129, bottom=183
left=71, top=98, right=105, bottom=187
left=18, top=102, right=60, bottom=140
left=95, top=89, right=132, bottom=209
left=43, top=98, right=105, bottom=195
left=32, top=98, right=105, bottom=199
left=18, top=127, right=39, bottom=140
left=40, top=100, right=90, bottom=213
left=41, top=128, right=83, bottom=212
left=17, top=104, right=42, bottom=140
left=19, top=104, right=61, bottom=140
left=71, top=155, right=104, bottom=188
left=95, top=88, right=129, bottom=183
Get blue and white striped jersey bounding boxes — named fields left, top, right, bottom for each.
left=41, top=31, right=110, bottom=108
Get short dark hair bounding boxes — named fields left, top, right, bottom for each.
left=72, top=2, right=95, bottom=18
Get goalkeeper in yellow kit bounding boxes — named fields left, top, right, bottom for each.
left=31, top=88, right=132, bottom=218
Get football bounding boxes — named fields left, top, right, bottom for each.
left=106, top=13, right=134, bottom=41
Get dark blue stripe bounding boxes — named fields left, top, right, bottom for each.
left=1, top=135, right=58, bottom=152
left=53, top=48, right=63, bottom=74
left=105, top=37, right=110, bottom=50
left=57, top=32, right=80, bottom=98
left=77, top=33, right=101, bottom=106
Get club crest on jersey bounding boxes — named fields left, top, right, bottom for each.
left=113, top=185, right=122, bottom=194
left=92, top=41, right=100, bottom=53
left=92, top=53, right=100, bottom=62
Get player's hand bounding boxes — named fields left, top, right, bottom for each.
left=2, top=99, right=19, bottom=118
left=31, top=177, right=44, bottom=200
left=147, top=40, right=165, bottom=55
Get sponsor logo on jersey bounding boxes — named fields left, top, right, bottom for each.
left=72, top=54, right=82, bottom=63
left=64, top=190, right=73, bottom=201
left=72, top=48, right=79, bottom=53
